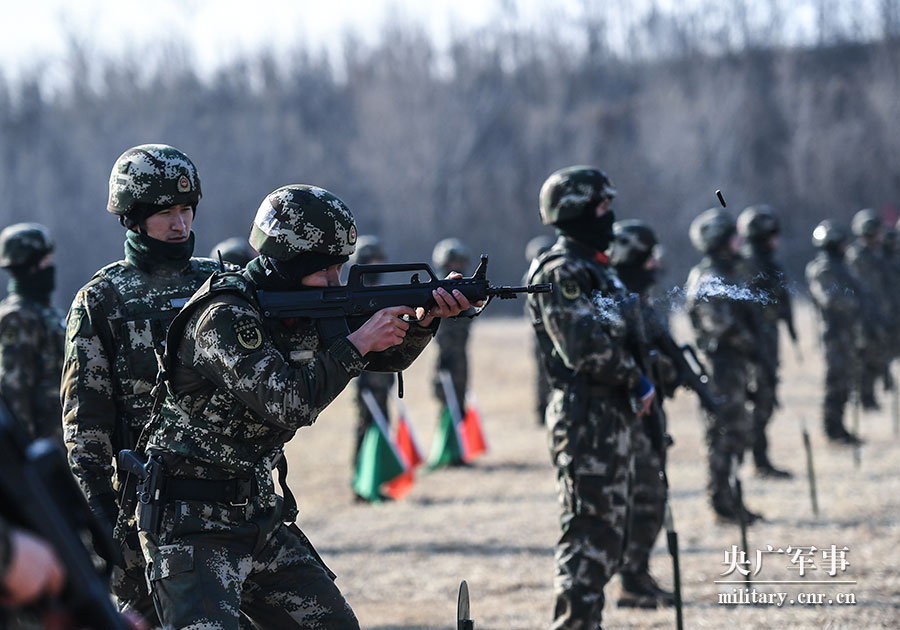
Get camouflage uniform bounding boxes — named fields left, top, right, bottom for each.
left=685, top=209, right=761, bottom=521
left=137, top=185, right=441, bottom=629
left=528, top=166, right=642, bottom=630
left=0, top=223, right=64, bottom=443
left=806, top=220, right=864, bottom=444
left=525, top=235, right=556, bottom=427
left=431, top=239, right=474, bottom=454
left=737, top=206, right=795, bottom=477
left=62, top=144, right=213, bottom=626
left=845, top=210, right=890, bottom=409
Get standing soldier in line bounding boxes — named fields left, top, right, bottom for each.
left=805, top=220, right=865, bottom=445
left=527, top=166, right=654, bottom=630
left=845, top=209, right=890, bottom=410
left=432, top=237, right=475, bottom=462
left=0, top=224, right=64, bottom=443
left=525, top=235, right=555, bottom=427
left=881, top=226, right=900, bottom=375
left=134, top=184, right=473, bottom=628
left=685, top=209, right=764, bottom=524
left=349, top=235, right=396, bottom=501
left=736, top=205, right=794, bottom=479
left=62, top=144, right=222, bottom=626
left=210, top=237, right=257, bottom=268
left=609, top=219, right=676, bottom=609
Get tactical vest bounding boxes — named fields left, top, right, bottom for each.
left=526, top=244, right=623, bottom=388
left=148, top=272, right=299, bottom=477
left=94, top=259, right=220, bottom=450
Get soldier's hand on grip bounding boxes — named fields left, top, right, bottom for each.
left=348, top=306, right=417, bottom=355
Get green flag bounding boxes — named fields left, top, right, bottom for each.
left=353, top=422, right=405, bottom=502
left=428, top=406, right=464, bottom=469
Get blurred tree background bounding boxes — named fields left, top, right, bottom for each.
left=1, top=0, right=898, bottom=312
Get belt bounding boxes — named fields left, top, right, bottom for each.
left=166, top=477, right=259, bottom=506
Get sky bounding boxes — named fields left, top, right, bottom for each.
left=0, top=0, right=569, bottom=84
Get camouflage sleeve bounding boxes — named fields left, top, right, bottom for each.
left=188, top=298, right=367, bottom=431
left=806, top=265, right=860, bottom=319
left=61, top=283, right=119, bottom=521
left=534, top=260, right=638, bottom=386
left=0, top=310, right=40, bottom=438
left=363, top=319, right=437, bottom=372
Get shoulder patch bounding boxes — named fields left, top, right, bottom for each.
left=560, top=278, right=582, bottom=300
left=67, top=308, right=85, bottom=340
left=233, top=316, right=263, bottom=351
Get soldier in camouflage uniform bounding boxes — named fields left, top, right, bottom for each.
left=805, top=220, right=864, bottom=445
left=608, top=220, right=676, bottom=609
left=62, top=144, right=221, bottom=626
left=0, top=224, right=64, bottom=442
left=737, top=206, right=795, bottom=478
left=349, top=235, right=396, bottom=500
left=210, top=237, right=257, bottom=268
left=882, top=226, right=900, bottom=366
left=527, top=166, right=654, bottom=630
left=845, top=209, right=890, bottom=410
left=136, top=184, right=473, bottom=629
left=525, top=235, right=556, bottom=427
left=432, top=237, right=475, bottom=463
left=685, top=209, right=763, bottom=524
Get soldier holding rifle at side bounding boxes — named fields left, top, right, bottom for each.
left=131, top=184, right=474, bottom=629
left=527, top=166, right=654, bottom=630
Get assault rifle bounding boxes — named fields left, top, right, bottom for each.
left=0, top=399, right=131, bottom=630
left=257, top=255, right=552, bottom=343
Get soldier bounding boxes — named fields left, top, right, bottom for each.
left=210, top=237, right=257, bottom=268
left=881, top=226, right=900, bottom=371
left=432, top=237, right=474, bottom=463
left=737, top=205, right=794, bottom=479
left=349, top=235, right=396, bottom=501
left=526, top=166, right=653, bottom=630
left=525, top=235, right=555, bottom=427
left=135, top=184, right=473, bottom=629
left=685, top=209, right=763, bottom=524
left=609, top=219, right=675, bottom=609
left=0, top=224, right=64, bottom=442
left=845, top=209, right=890, bottom=410
left=805, top=220, right=865, bottom=445
left=62, top=144, right=221, bottom=626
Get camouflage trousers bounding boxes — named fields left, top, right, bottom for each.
left=111, top=530, right=162, bottom=628
left=140, top=496, right=358, bottom=630
left=748, top=361, right=778, bottom=466
left=534, top=340, right=551, bottom=427
left=704, top=350, right=752, bottom=513
left=620, top=428, right=666, bottom=575
left=823, top=336, right=857, bottom=436
left=546, top=386, right=635, bottom=630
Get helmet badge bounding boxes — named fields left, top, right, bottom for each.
left=177, top=175, right=191, bottom=193
left=349, top=225, right=358, bottom=245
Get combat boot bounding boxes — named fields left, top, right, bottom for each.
left=754, top=456, right=793, bottom=480
left=618, top=571, right=674, bottom=609
left=827, top=429, right=864, bottom=446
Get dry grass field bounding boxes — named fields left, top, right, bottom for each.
left=286, top=303, right=900, bottom=629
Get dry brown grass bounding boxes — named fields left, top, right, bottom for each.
left=286, top=303, right=900, bottom=629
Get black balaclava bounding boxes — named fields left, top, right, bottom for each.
left=245, top=253, right=349, bottom=291
left=557, top=210, right=617, bottom=253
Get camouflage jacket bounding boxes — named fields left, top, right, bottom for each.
left=685, top=255, right=758, bottom=357
left=741, top=244, right=795, bottom=334
left=526, top=236, right=640, bottom=390
left=146, top=271, right=437, bottom=484
left=845, top=241, right=889, bottom=328
left=805, top=251, right=863, bottom=329
left=0, top=294, right=64, bottom=441
left=62, top=258, right=221, bottom=520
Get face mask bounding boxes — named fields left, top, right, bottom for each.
left=8, top=264, right=55, bottom=302
left=558, top=210, right=617, bottom=252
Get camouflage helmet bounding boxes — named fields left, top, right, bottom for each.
left=350, top=235, right=386, bottom=265
left=851, top=208, right=881, bottom=237
left=539, top=166, right=616, bottom=225
left=432, top=238, right=471, bottom=270
left=609, top=219, right=658, bottom=267
left=249, top=185, right=357, bottom=261
left=107, top=144, right=202, bottom=217
left=811, top=220, right=848, bottom=249
left=0, top=223, right=54, bottom=268
left=525, top=235, right=555, bottom=262
left=737, top=204, right=780, bottom=241
left=689, top=208, right=736, bottom=254
left=210, top=237, right=255, bottom=267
